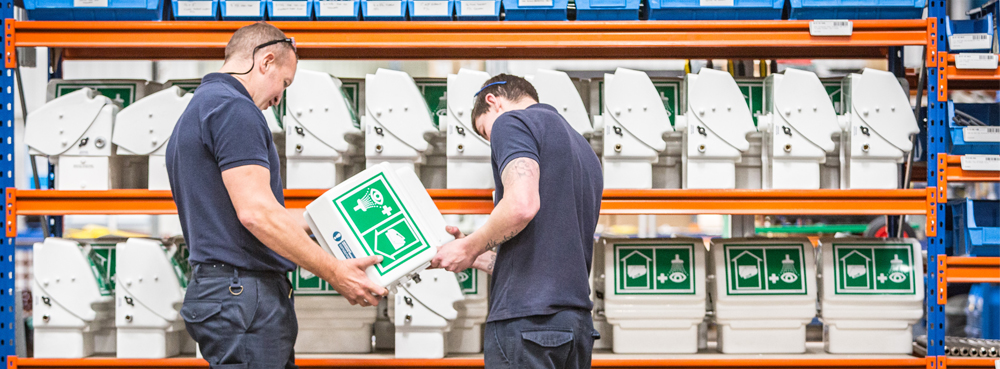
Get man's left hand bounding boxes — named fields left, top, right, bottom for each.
left=430, top=226, right=479, bottom=273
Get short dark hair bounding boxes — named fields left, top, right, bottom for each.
left=470, top=74, right=539, bottom=127
left=225, top=22, right=295, bottom=62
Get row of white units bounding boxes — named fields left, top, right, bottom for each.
left=32, top=237, right=196, bottom=358
left=592, top=237, right=924, bottom=354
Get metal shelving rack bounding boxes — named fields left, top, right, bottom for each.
left=0, top=17, right=996, bottom=369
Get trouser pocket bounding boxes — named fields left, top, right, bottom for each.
left=519, top=329, right=574, bottom=369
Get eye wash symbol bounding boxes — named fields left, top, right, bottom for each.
left=883, top=254, right=908, bottom=283
left=658, top=254, right=688, bottom=284
left=354, top=188, right=392, bottom=216
left=769, top=254, right=799, bottom=284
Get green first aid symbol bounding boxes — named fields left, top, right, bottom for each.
left=614, top=244, right=695, bottom=295
left=725, top=245, right=807, bottom=295
left=334, top=173, right=431, bottom=276
left=833, top=244, right=915, bottom=295
left=457, top=269, right=478, bottom=295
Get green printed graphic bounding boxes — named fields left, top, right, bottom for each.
left=288, top=267, right=340, bottom=296
left=87, top=243, right=117, bottom=296
left=170, top=242, right=191, bottom=289
left=724, top=244, right=807, bottom=295
left=737, top=80, right=764, bottom=126
left=334, top=173, right=431, bottom=276
left=833, top=244, right=915, bottom=295
left=55, top=84, right=137, bottom=108
left=614, top=244, right=695, bottom=295
left=457, top=268, right=478, bottom=295
left=416, top=81, right=447, bottom=129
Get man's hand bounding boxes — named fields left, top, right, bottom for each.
left=324, top=255, right=388, bottom=307
left=430, top=226, right=480, bottom=273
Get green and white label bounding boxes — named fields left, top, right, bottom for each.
left=416, top=81, right=447, bottom=129
left=288, top=267, right=340, bottom=296
left=334, top=173, right=431, bottom=276
left=832, top=244, right=915, bottom=295
left=457, top=268, right=478, bottom=295
left=737, top=81, right=763, bottom=126
left=87, top=243, right=117, bottom=296
left=614, top=244, right=695, bottom=295
left=724, top=244, right=807, bottom=295
left=55, top=84, right=137, bottom=108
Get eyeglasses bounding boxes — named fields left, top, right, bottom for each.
left=227, top=37, right=297, bottom=76
left=473, top=81, right=506, bottom=97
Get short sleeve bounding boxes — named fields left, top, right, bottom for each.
left=210, top=99, right=272, bottom=171
left=491, top=114, right=539, bottom=175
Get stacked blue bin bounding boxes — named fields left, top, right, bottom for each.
left=407, top=0, right=454, bottom=20
left=454, top=0, right=500, bottom=19
left=314, top=0, right=362, bottom=19
left=221, top=0, right=267, bottom=19
left=575, top=0, right=640, bottom=20
left=646, top=0, right=783, bottom=20
left=947, top=102, right=1000, bottom=156
left=172, top=0, right=219, bottom=19
left=947, top=199, right=1000, bottom=257
left=24, top=0, right=165, bottom=20
left=945, top=16, right=995, bottom=53
left=502, top=0, right=568, bottom=20
left=788, top=0, right=926, bottom=19
left=268, top=0, right=315, bottom=19
left=362, top=0, right=408, bottom=20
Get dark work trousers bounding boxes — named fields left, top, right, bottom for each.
left=180, top=263, right=298, bottom=369
left=484, top=308, right=598, bottom=369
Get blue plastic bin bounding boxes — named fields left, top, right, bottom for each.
left=575, top=0, right=639, bottom=20
left=947, top=199, right=1000, bottom=257
left=172, top=0, right=219, bottom=19
left=502, top=0, right=568, bottom=20
left=647, top=0, right=783, bottom=20
left=948, top=102, right=1000, bottom=156
left=267, top=0, right=314, bottom=19
left=221, top=0, right=266, bottom=19
left=945, top=16, right=995, bottom=53
left=407, top=0, right=454, bottom=20
left=314, top=0, right=361, bottom=19
left=454, top=0, right=499, bottom=19
left=788, top=0, right=925, bottom=19
left=362, top=0, right=407, bottom=20
left=24, top=0, right=165, bottom=20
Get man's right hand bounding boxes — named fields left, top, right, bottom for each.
left=325, top=255, right=388, bottom=307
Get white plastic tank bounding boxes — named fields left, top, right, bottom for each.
left=388, top=269, right=463, bottom=358
left=289, top=266, right=377, bottom=353
left=364, top=69, right=439, bottom=177
left=600, top=68, right=673, bottom=189
left=445, top=69, right=493, bottom=189
left=602, top=237, right=707, bottom=353
left=818, top=238, right=924, bottom=353
left=115, top=238, right=186, bottom=358
left=112, top=86, right=193, bottom=190
left=708, top=238, right=817, bottom=353
left=591, top=239, right=613, bottom=350
left=447, top=268, right=489, bottom=353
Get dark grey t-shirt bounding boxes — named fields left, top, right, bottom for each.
left=488, top=103, right=603, bottom=322
left=166, top=73, right=294, bottom=273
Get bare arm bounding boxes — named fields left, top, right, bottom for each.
left=221, top=165, right=387, bottom=305
left=286, top=208, right=311, bottom=234
left=472, top=251, right=497, bottom=275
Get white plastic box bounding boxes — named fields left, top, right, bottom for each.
left=447, top=268, right=489, bottom=353
left=115, top=238, right=187, bottom=358
left=289, top=266, right=377, bottom=353
left=818, top=238, right=924, bottom=354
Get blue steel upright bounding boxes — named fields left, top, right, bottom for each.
left=926, top=1, right=948, bottom=362
left=1, top=7, right=19, bottom=363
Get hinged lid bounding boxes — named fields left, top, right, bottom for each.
left=113, top=86, right=192, bottom=155
left=26, top=88, right=111, bottom=156
left=365, top=69, right=434, bottom=152
left=604, top=68, right=668, bottom=151
left=687, top=68, right=756, bottom=151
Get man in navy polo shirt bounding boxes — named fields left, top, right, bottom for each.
left=431, top=74, right=604, bottom=368
left=167, top=22, right=387, bottom=368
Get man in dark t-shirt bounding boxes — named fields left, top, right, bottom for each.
left=431, top=74, right=603, bottom=368
left=167, top=22, right=386, bottom=368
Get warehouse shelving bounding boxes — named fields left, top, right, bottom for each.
left=0, top=10, right=997, bottom=369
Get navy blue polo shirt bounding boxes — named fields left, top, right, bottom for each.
left=487, top=103, right=604, bottom=322
left=166, top=73, right=294, bottom=273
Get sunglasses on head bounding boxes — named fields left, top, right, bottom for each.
left=227, top=37, right=297, bottom=76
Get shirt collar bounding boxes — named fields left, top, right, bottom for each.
left=202, top=73, right=253, bottom=101
left=527, top=103, right=559, bottom=113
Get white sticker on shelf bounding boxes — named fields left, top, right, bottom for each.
left=518, top=0, right=552, bottom=7
left=367, top=0, right=401, bottom=15
left=809, top=20, right=853, bottom=36
left=963, top=126, right=1000, bottom=143
left=74, top=0, right=108, bottom=7
left=961, top=154, right=1000, bottom=171
left=460, top=0, right=493, bottom=15
left=949, top=33, right=992, bottom=51
left=955, top=53, right=999, bottom=70
left=273, top=1, right=308, bottom=15
left=699, top=0, right=733, bottom=6
left=413, top=1, right=448, bottom=15
left=177, top=1, right=215, bottom=16
left=226, top=0, right=261, bottom=15
left=320, top=0, right=355, bottom=15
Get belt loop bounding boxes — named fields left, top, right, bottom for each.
left=229, top=268, right=244, bottom=296
left=193, top=264, right=201, bottom=283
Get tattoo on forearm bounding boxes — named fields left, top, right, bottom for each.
left=501, top=157, right=539, bottom=185
left=487, top=254, right=496, bottom=273
left=485, top=230, right=517, bottom=252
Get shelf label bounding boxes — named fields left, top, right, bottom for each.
left=460, top=0, right=494, bottom=15
left=413, top=1, right=449, bottom=15
left=614, top=243, right=696, bottom=295
left=273, top=1, right=308, bottom=15
left=699, top=0, right=733, bottom=6
left=949, top=33, right=992, bottom=51
left=177, top=1, right=215, bottom=16
left=955, top=53, right=999, bottom=70
left=809, top=20, right=852, bottom=36
left=832, top=243, right=916, bottom=295
left=724, top=244, right=807, bottom=296
left=519, top=0, right=552, bottom=7
left=961, top=154, right=1000, bottom=171
left=964, top=126, right=1000, bottom=143
left=73, top=0, right=108, bottom=7
left=319, top=0, right=355, bottom=16
left=367, top=0, right=401, bottom=15
left=226, top=0, right=261, bottom=16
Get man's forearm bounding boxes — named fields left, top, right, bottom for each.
left=465, top=199, right=532, bottom=256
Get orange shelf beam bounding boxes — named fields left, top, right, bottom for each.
left=943, top=53, right=1000, bottom=91
left=944, top=256, right=1000, bottom=284
left=941, top=154, right=1000, bottom=182
left=6, top=19, right=930, bottom=61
